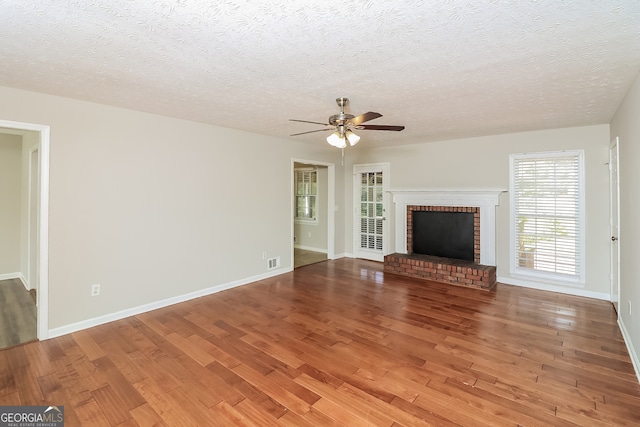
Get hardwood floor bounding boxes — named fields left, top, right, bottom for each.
left=1, top=258, right=639, bottom=426
left=0, top=278, right=37, bottom=349
left=294, top=248, right=327, bottom=269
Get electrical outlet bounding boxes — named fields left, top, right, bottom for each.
left=262, top=251, right=267, bottom=260
left=308, top=232, right=312, bottom=238
left=91, top=284, right=101, bottom=296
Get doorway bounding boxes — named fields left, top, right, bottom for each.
left=0, top=120, right=50, bottom=343
left=292, top=159, right=335, bottom=269
left=353, top=163, right=390, bottom=262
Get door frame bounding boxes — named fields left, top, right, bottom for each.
left=353, top=162, right=390, bottom=262
left=28, top=146, right=39, bottom=306
left=291, top=158, right=336, bottom=264
left=609, top=137, right=620, bottom=312
left=0, top=119, right=50, bottom=340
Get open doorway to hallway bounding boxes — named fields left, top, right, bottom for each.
left=292, top=159, right=335, bottom=269
left=0, top=120, right=50, bottom=347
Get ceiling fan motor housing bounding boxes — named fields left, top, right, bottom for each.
left=328, top=112, right=355, bottom=126
left=329, top=97, right=354, bottom=127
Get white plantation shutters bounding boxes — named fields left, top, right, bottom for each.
left=359, top=172, right=384, bottom=251
left=511, top=151, right=584, bottom=284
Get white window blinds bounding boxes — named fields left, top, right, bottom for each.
left=511, top=151, right=584, bottom=284
left=295, top=170, right=317, bottom=222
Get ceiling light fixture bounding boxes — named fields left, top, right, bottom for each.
left=346, top=131, right=360, bottom=146
left=326, top=125, right=360, bottom=148
left=326, top=131, right=346, bottom=148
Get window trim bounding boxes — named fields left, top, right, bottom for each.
left=509, top=150, right=586, bottom=287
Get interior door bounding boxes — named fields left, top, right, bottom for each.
left=610, top=137, right=620, bottom=313
left=353, top=163, right=389, bottom=262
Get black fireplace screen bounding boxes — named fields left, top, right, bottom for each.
left=412, top=211, right=474, bottom=261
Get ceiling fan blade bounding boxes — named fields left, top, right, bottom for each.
left=290, top=128, right=334, bottom=136
left=358, top=124, right=405, bottom=131
left=350, top=111, right=383, bottom=126
left=290, top=119, right=330, bottom=126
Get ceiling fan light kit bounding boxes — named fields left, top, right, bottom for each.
left=290, top=97, right=404, bottom=148
left=326, top=127, right=361, bottom=148
left=326, top=131, right=347, bottom=148
left=346, top=131, right=360, bottom=146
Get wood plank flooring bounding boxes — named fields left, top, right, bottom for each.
left=294, top=248, right=328, bottom=269
left=0, top=278, right=37, bottom=349
left=1, top=258, right=639, bottom=426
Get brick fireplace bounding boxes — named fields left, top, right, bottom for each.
left=384, top=190, right=503, bottom=290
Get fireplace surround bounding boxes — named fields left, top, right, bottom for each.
left=384, top=189, right=503, bottom=290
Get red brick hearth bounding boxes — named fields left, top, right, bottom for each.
left=384, top=253, right=497, bottom=290
left=384, top=202, right=497, bottom=290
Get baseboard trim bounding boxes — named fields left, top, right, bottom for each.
left=0, top=272, right=30, bottom=291
left=497, top=276, right=610, bottom=301
left=48, top=266, right=293, bottom=339
left=618, top=317, right=640, bottom=384
left=294, top=245, right=328, bottom=253
left=0, top=272, right=21, bottom=281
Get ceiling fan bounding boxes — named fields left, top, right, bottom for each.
left=290, top=97, right=405, bottom=148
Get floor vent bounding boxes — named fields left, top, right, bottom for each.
left=268, top=257, right=280, bottom=270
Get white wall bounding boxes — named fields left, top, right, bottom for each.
left=350, top=125, right=611, bottom=298
left=0, top=85, right=343, bottom=332
left=610, top=70, right=640, bottom=378
left=0, top=133, right=22, bottom=276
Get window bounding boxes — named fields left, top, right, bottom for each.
left=295, top=169, right=317, bottom=222
left=510, top=151, right=585, bottom=285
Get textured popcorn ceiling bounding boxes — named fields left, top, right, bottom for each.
left=1, top=0, right=639, bottom=147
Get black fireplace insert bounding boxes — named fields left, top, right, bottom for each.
left=412, top=211, right=474, bottom=261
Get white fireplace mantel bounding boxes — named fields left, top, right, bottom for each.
left=389, top=189, right=505, bottom=266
